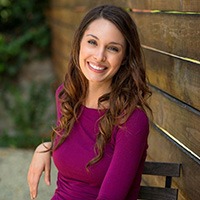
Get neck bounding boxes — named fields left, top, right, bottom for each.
left=85, top=83, right=111, bottom=109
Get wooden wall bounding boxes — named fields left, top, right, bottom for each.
left=47, top=1, right=200, bottom=199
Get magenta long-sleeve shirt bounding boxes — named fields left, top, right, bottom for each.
left=52, top=85, right=149, bottom=200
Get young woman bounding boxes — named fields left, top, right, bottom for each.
left=27, top=5, right=152, bottom=200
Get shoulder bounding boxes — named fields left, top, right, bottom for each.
left=122, top=108, right=149, bottom=136
left=127, top=108, right=149, bottom=125
left=113, top=108, right=149, bottom=145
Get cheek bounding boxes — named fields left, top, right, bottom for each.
left=114, top=65, right=121, bottom=75
left=79, top=47, right=90, bottom=72
left=113, top=55, right=124, bottom=68
left=110, top=55, right=124, bottom=75
left=79, top=46, right=85, bottom=65
left=79, top=45, right=90, bottom=62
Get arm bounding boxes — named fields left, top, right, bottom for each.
left=97, top=109, right=149, bottom=200
left=27, top=84, right=63, bottom=199
left=27, top=142, right=51, bottom=200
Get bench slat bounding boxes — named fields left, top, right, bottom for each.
left=138, top=186, right=178, bottom=200
left=143, top=162, right=181, bottom=177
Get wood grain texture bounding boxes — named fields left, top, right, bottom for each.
left=131, top=12, right=200, bottom=61
left=149, top=87, right=200, bottom=157
left=50, top=0, right=91, bottom=7
left=51, top=38, right=68, bottom=60
left=144, top=49, right=200, bottom=111
left=51, top=24, right=74, bottom=52
left=90, top=0, right=128, bottom=7
left=128, top=0, right=200, bottom=12
left=47, top=2, right=200, bottom=200
left=143, top=162, right=180, bottom=177
left=146, top=125, right=200, bottom=200
left=52, top=52, right=68, bottom=81
left=50, top=0, right=128, bottom=9
left=50, top=0, right=200, bottom=12
left=139, top=186, right=178, bottom=200
left=47, top=7, right=84, bottom=27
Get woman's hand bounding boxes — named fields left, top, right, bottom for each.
left=27, top=142, right=52, bottom=199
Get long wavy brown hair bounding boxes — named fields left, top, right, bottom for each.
left=51, top=5, right=152, bottom=168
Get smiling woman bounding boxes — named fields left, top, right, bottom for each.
left=79, top=18, right=126, bottom=95
left=27, top=5, right=152, bottom=200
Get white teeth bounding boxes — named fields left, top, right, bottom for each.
left=89, top=63, right=105, bottom=71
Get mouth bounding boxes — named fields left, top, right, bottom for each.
left=88, top=62, right=107, bottom=71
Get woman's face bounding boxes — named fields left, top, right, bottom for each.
left=79, top=18, right=126, bottom=88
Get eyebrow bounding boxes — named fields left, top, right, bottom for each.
left=86, top=34, right=124, bottom=47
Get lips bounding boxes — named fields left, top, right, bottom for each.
left=88, top=62, right=107, bottom=71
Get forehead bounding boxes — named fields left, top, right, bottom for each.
left=83, top=18, right=125, bottom=43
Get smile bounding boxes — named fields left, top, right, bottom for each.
left=89, top=62, right=106, bottom=71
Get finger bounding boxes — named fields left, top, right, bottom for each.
left=44, top=161, right=51, bottom=186
left=27, top=167, right=43, bottom=199
left=28, top=173, right=39, bottom=199
left=28, top=173, right=41, bottom=199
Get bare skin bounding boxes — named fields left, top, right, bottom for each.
left=27, top=142, right=51, bottom=199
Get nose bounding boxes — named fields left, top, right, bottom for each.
left=93, top=47, right=106, bottom=62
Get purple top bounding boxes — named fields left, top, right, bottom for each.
left=52, top=85, right=149, bottom=200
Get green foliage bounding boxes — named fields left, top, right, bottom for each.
left=0, top=0, right=53, bottom=148
left=0, top=81, right=55, bottom=148
left=0, top=0, right=50, bottom=80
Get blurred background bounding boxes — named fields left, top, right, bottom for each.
left=0, top=0, right=56, bottom=148
left=0, top=0, right=57, bottom=199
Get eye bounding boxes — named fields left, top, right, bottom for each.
left=108, top=46, right=119, bottom=52
left=88, top=39, right=97, bottom=46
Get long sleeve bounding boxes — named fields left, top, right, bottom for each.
left=97, top=109, right=149, bottom=200
left=52, top=87, right=149, bottom=200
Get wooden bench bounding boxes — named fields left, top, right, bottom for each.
left=138, top=161, right=181, bottom=200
